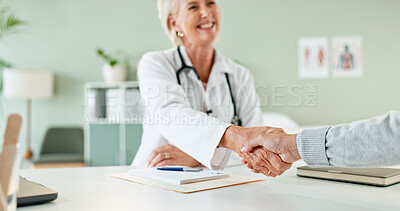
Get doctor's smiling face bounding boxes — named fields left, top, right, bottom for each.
left=169, top=0, right=220, bottom=47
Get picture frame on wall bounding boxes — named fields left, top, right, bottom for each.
left=331, top=36, right=363, bottom=78
left=298, top=37, right=329, bottom=79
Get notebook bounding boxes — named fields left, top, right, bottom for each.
left=128, top=168, right=229, bottom=185
left=297, top=166, right=400, bottom=187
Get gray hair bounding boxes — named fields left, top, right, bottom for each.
left=157, top=0, right=182, bottom=46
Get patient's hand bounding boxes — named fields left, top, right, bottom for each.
left=240, top=128, right=299, bottom=177
left=241, top=147, right=292, bottom=177
left=148, top=144, right=201, bottom=167
left=241, top=131, right=301, bottom=164
left=219, top=125, right=292, bottom=177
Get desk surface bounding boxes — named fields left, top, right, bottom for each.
left=19, top=161, right=400, bottom=211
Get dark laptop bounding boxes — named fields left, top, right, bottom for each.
left=17, top=176, right=58, bottom=207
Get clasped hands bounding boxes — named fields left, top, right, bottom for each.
left=236, top=126, right=301, bottom=177
left=148, top=126, right=301, bottom=177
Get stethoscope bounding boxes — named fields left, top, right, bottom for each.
left=175, top=46, right=242, bottom=126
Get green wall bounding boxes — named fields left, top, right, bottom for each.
left=1, top=0, right=399, bottom=157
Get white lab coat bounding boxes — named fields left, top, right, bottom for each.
left=132, top=46, right=263, bottom=170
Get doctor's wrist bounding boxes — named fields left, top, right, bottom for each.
left=219, top=125, right=245, bottom=153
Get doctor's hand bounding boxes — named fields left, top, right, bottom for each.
left=241, top=130, right=301, bottom=164
left=147, top=143, right=201, bottom=168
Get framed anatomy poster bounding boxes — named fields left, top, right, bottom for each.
left=331, top=36, right=363, bottom=78
left=298, top=37, right=329, bottom=79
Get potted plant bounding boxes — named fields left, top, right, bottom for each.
left=0, top=5, right=26, bottom=71
left=0, top=4, right=25, bottom=146
left=96, top=48, right=131, bottom=83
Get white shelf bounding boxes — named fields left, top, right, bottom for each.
left=83, top=81, right=143, bottom=166
left=85, top=81, right=139, bottom=89
left=86, top=118, right=142, bottom=125
left=84, top=81, right=144, bottom=123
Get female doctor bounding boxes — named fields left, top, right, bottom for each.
left=132, top=0, right=291, bottom=176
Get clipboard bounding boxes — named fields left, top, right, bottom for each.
left=110, top=171, right=265, bottom=194
left=0, top=114, right=23, bottom=210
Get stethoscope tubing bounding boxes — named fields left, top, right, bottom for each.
left=175, top=46, right=241, bottom=126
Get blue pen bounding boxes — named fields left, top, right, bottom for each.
left=157, top=167, right=203, bottom=172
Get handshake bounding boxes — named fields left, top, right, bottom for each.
left=221, top=126, right=302, bottom=177
left=148, top=126, right=302, bottom=177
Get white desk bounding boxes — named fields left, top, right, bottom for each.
left=19, top=161, right=400, bottom=211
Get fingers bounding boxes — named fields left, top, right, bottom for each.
left=242, top=157, right=261, bottom=174
left=252, top=162, right=276, bottom=177
left=240, top=138, right=263, bottom=154
left=247, top=153, right=275, bottom=176
left=147, top=149, right=159, bottom=165
left=251, top=169, right=260, bottom=174
left=242, top=151, right=271, bottom=176
left=148, top=143, right=169, bottom=164
left=250, top=150, right=281, bottom=176
left=147, top=143, right=202, bottom=168
left=265, top=127, right=285, bottom=134
left=148, top=143, right=173, bottom=167
left=242, top=157, right=257, bottom=172
left=253, top=161, right=276, bottom=177
left=242, top=153, right=254, bottom=169
left=259, top=150, right=291, bottom=175
left=155, top=159, right=174, bottom=167
left=241, top=148, right=292, bottom=177
left=267, top=151, right=292, bottom=173
left=148, top=152, right=166, bottom=167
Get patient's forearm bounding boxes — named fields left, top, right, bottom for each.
left=298, top=111, right=400, bottom=167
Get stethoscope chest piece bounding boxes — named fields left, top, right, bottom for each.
left=231, top=115, right=242, bottom=127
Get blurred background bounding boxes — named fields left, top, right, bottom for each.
left=0, top=0, right=399, bottom=167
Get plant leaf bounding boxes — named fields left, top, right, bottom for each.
left=0, top=7, right=26, bottom=39
left=0, top=57, right=12, bottom=69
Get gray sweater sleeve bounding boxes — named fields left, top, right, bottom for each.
left=297, top=111, right=400, bottom=167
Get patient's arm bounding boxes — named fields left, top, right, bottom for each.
left=298, top=111, right=400, bottom=167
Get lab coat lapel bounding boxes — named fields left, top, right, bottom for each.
left=207, top=50, right=233, bottom=91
